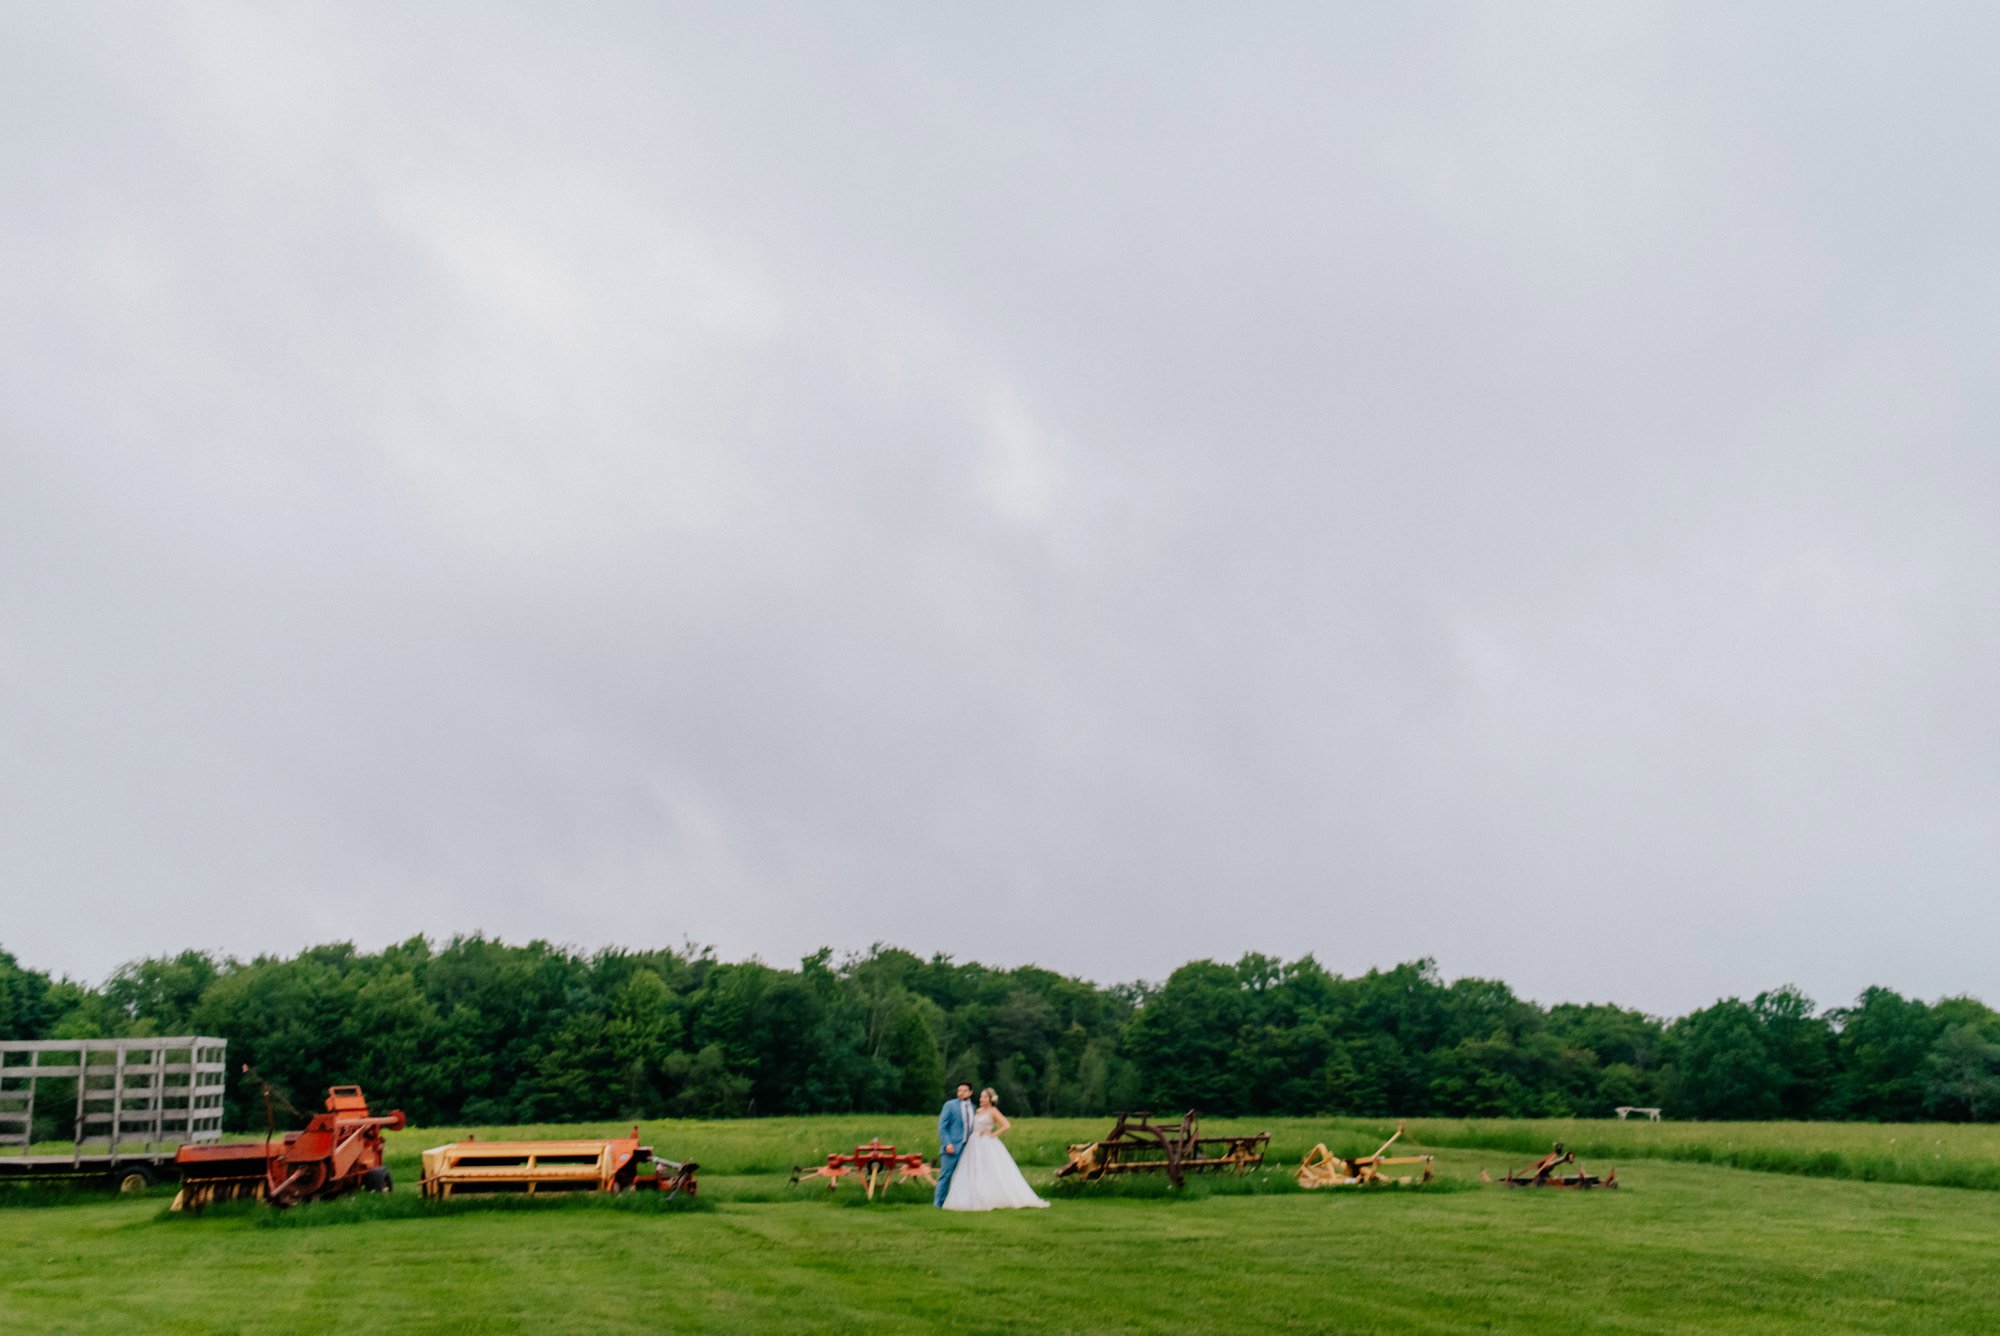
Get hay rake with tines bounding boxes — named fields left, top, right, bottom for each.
left=1055, top=1111, right=1270, bottom=1189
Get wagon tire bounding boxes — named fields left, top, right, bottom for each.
left=112, top=1164, right=157, bottom=1193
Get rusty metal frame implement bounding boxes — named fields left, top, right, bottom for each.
left=1055, top=1111, right=1270, bottom=1189
left=1493, top=1141, right=1617, bottom=1189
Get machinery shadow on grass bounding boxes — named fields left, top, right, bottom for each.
left=2, top=1182, right=178, bottom=1209
left=771, top=1171, right=1304, bottom=1206
left=1040, top=1168, right=1480, bottom=1201
left=154, top=1188, right=712, bottom=1230
left=1041, top=1170, right=1301, bottom=1201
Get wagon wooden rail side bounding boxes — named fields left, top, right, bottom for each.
left=0, top=1037, right=227, bottom=1191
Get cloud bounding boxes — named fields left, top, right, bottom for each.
left=2, top=2, right=1996, bottom=1014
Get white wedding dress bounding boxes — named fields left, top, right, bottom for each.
left=941, top=1110, right=1050, bottom=1211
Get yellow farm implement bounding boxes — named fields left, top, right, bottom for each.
left=419, top=1131, right=697, bottom=1198
left=1297, top=1123, right=1434, bottom=1188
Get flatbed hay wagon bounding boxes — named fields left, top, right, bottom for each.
left=1056, top=1111, right=1271, bottom=1189
left=420, top=1131, right=698, bottom=1198
left=0, top=1037, right=227, bottom=1192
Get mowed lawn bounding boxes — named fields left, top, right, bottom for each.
left=1334, top=1117, right=2000, bottom=1191
left=4, top=1117, right=1999, bottom=1334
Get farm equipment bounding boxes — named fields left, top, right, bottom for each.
left=1492, top=1142, right=1617, bottom=1189
left=791, top=1139, right=937, bottom=1199
left=421, top=1130, right=698, bottom=1198
left=1055, top=1111, right=1270, bottom=1189
left=172, top=1085, right=404, bottom=1210
left=1297, top=1123, right=1434, bottom=1188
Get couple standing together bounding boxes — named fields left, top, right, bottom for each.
left=932, top=1081, right=1049, bottom=1211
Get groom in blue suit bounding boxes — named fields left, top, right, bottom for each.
left=934, top=1081, right=976, bottom=1206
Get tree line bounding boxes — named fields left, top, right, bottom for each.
left=3, top=939, right=1997, bottom=1131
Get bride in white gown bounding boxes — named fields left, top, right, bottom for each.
left=941, top=1088, right=1050, bottom=1211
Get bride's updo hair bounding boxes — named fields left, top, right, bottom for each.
left=979, top=1087, right=999, bottom=1105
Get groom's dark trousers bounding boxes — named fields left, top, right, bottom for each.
left=933, top=1145, right=961, bottom=1206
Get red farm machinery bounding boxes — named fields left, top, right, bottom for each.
left=1489, top=1142, right=1618, bottom=1189
left=173, top=1085, right=404, bottom=1210
left=790, top=1139, right=937, bottom=1199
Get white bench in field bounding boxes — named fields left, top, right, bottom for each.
left=1614, top=1106, right=1662, bottom=1121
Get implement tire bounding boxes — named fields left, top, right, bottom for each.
left=112, top=1164, right=158, bottom=1194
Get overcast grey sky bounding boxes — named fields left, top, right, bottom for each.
left=3, top=3, right=1995, bottom=1015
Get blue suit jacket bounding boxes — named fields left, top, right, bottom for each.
left=938, top=1098, right=973, bottom=1157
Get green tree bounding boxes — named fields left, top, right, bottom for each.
left=104, top=952, right=223, bottom=1034
left=1663, top=1000, right=1783, bottom=1119
left=882, top=999, right=946, bottom=1110
left=605, top=968, right=679, bottom=1116
left=341, top=970, right=440, bottom=1113
left=666, top=1044, right=752, bottom=1116
left=0, top=948, right=60, bottom=1039
left=1752, top=986, right=1835, bottom=1118
left=6, top=933, right=1994, bottom=1129
left=1123, top=961, right=1252, bottom=1113
left=1923, top=1023, right=2000, bottom=1121
left=1831, top=988, right=1938, bottom=1120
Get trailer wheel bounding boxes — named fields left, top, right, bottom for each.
left=112, top=1165, right=157, bottom=1194
left=362, top=1166, right=393, bottom=1193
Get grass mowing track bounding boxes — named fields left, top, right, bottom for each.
left=1321, top=1117, right=2000, bottom=1191
left=3, top=1117, right=1997, bottom=1334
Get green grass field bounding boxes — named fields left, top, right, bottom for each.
left=5, top=1117, right=1999, bottom=1334
left=1329, top=1117, right=2000, bottom=1191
